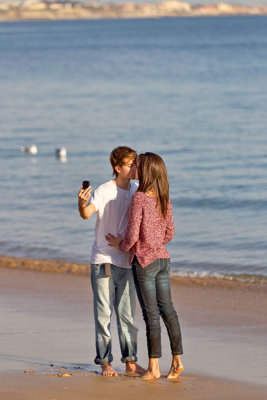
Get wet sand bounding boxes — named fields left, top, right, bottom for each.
left=0, top=255, right=267, bottom=399
left=1, top=370, right=267, bottom=400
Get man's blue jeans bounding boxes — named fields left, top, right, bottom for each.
left=91, top=264, right=138, bottom=365
left=132, top=257, right=183, bottom=358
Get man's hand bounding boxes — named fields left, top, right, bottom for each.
left=78, top=185, right=96, bottom=219
left=78, top=184, right=92, bottom=208
left=105, top=233, right=123, bottom=249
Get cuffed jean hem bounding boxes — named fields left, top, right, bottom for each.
left=149, top=355, right=162, bottom=358
left=121, top=356, right=138, bottom=363
left=94, top=356, right=113, bottom=365
left=147, top=352, right=184, bottom=360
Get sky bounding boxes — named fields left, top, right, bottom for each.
left=3, top=0, right=267, bottom=5
left=187, top=0, right=267, bottom=5
left=96, top=0, right=267, bottom=5
left=93, top=0, right=267, bottom=3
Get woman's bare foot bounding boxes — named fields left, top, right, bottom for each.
left=126, top=361, right=146, bottom=374
left=166, top=356, right=184, bottom=379
left=138, top=358, right=161, bottom=380
left=101, top=363, right=118, bottom=377
left=140, top=369, right=161, bottom=380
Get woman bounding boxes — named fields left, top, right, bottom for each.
left=106, top=152, right=183, bottom=380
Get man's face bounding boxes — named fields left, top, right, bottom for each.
left=116, top=157, right=137, bottom=180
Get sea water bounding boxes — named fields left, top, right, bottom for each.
left=0, top=16, right=267, bottom=280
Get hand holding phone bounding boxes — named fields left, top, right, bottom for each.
left=78, top=181, right=92, bottom=210
left=82, top=180, right=90, bottom=190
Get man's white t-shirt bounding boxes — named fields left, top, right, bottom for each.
left=90, top=180, right=138, bottom=268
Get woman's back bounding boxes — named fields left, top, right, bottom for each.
left=120, top=191, right=175, bottom=267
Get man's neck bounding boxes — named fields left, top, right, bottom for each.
left=114, top=177, right=131, bottom=190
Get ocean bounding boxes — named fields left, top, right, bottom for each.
left=0, top=16, right=267, bottom=281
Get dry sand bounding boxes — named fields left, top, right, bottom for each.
left=0, top=256, right=267, bottom=399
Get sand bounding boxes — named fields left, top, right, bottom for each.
left=0, top=255, right=267, bottom=399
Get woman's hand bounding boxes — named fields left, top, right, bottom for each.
left=78, top=184, right=92, bottom=209
left=105, top=233, right=123, bottom=249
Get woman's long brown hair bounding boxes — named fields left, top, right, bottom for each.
left=137, top=152, right=169, bottom=219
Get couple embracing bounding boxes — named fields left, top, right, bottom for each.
left=78, top=146, right=183, bottom=379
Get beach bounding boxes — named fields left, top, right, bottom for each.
left=1, top=255, right=266, bottom=399
left=1, top=11, right=267, bottom=399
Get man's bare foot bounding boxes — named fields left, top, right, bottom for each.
left=126, top=361, right=146, bottom=375
left=140, top=369, right=161, bottom=380
left=166, top=361, right=184, bottom=379
left=101, top=363, right=118, bottom=377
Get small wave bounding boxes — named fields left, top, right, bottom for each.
left=160, top=147, right=193, bottom=155
left=172, top=197, right=267, bottom=210
left=171, top=270, right=267, bottom=285
left=0, top=254, right=90, bottom=275
left=1, top=253, right=266, bottom=285
left=0, top=244, right=61, bottom=259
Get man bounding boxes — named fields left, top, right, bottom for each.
left=78, top=146, right=144, bottom=377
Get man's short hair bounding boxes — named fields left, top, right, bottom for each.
left=110, top=146, right=137, bottom=177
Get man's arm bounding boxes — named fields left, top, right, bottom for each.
left=78, top=185, right=96, bottom=219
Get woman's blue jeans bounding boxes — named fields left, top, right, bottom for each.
left=132, top=257, right=183, bottom=359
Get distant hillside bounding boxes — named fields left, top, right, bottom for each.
left=1, top=1, right=267, bottom=21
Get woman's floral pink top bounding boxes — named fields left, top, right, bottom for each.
left=119, top=191, right=175, bottom=267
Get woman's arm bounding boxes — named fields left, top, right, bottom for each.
left=106, top=193, right=143, bottom=252
left=164, top=201, right=175, bottom=244
left=119, top=194, right=143, bottom=252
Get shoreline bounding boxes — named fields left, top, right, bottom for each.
left=1, top=371, right=267, bottom=400
left=1, top=372, right=267, bottom=400
left=1, top=2, right=267, bottom=23
left=1, top=253, right=266, bottom=290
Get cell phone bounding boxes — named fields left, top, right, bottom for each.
left=82, top=180, right=90, bottom=190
